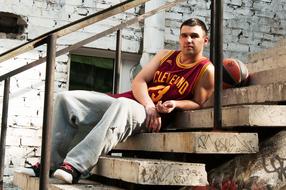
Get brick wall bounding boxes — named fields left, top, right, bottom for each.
left=165, top=0, right=286, bottom=62
left=0, top=0, right=285, bottom=176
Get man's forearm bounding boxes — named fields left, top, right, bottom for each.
left=132, top=81, right=155, bottom=108
left=173, top=99, right=201, bottom=110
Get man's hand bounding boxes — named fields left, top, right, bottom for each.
left=156, top=100, right=176, bottom=113
left=145, top=105, right=161, bottom=132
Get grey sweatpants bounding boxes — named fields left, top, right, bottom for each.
left=50, top=90, right=147, bottom=175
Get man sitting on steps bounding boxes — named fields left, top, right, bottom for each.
left=21, top=18, right=215, bottom=184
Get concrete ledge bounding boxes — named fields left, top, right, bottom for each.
left=249, top=67, right=286, bottom=85
left=247, top=45, right=286, bottom=73
left=204, top=82, right=286, bottom=107
left=13, top=172, right=123, bottom=190
left=92, top=156, right=208, bottom=186
left=115, top=132, right=258, bottom=154
left=174, top=105, right=286, bottom=129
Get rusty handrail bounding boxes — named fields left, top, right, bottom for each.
left=0, top=0, right=150, bottom=63
left=0, top=0, right=184, bottom=82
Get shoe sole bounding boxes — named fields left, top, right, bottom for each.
left=15, top=168, right=37, bottom=177
left=53, top=169, right=73, bottom=184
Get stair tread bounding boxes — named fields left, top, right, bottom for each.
left=174, top=105, right=286, bottom=129
left=13, top=172, right=123, bottom=190
left=204, top=81, right=286, bottom=107
left=91, top=155, right=208, bottom=186
left=115, top=132, right=258, bottom=154
left=247, top=44, right=286, bottom=73
left=249, top=67, right=286, bottom=85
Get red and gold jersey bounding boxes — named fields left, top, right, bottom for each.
left=111, top=50, right=211, bottom=103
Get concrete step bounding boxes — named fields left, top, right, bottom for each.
left=247, top=42, right=286, bottom=73
left=91, top=156, right=208, bottom=186
left=249, top=67, right=286, bottom=85
left=207, top=130, right=286, bottom=189
left=204, top=81, right=286, bottom=107
left=13, top=171, right=123, bottom=190
left=174, top=105, right=286, bottom=129
left=115, top=132, right=258, bottom=154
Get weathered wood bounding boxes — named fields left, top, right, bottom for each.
left=206, top=130, right=286, bottom=189
left=247, top=44, right=286, bottom=73
left=92, top=156, right=208, bottom=186
left=174, top=105, right=286, bottom=129
left=13, top=172, right=123, bottom=190
left=204, top=81, right=286, bottom=107
left=115, top=132, right=258, bottom=153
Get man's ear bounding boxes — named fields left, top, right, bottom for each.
left=204, top=36, right=209, bottom=45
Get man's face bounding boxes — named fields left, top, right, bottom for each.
left=179, top=25, right=208, bottom=57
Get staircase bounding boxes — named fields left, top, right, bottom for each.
left=12, top=40, right=286, bottom=190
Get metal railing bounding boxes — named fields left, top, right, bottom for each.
left=0, top=0, right=223, bottom=189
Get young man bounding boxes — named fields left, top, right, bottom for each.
left=23, top=18, right=214, bottom=184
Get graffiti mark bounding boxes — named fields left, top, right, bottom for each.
left=262, top=154, right=286, bottom=181
left=197, top=134, right=255, bottom=152
left=141, top=164, right=201, bottom=184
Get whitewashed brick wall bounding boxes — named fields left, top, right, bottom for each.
left=165, top=0, right=286, bottom=61
left=0, top=0, right=285, bottom=176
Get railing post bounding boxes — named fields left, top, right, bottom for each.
left=113, top=30, right=122, bottom=94
left=212, top=0, right=224, bottom=129
left=39, top=34, right=56, bottom=190
left=0, top=78, right=10, bottom=189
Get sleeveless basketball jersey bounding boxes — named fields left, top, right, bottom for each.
left=111, top=50, right=211, bottom=103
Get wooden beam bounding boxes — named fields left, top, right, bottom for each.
left=92, top=156, right=208, bottom=186
left=174, top=105, right=286, bottom=129
left=115, top=132, right=258, bottom=153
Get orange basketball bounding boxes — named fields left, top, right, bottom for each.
left=223, top=58, right=249, bottom=89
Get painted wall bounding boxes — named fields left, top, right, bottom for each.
left=0, top=0, right=285, bottom=176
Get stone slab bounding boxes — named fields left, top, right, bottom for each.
left=204, top=82, right=286, bottom=107
left=247, top=45, right=286, bottom=73
left=92, top=156, right=208, bottom=186
left=115, top=132, right=258, bottom=154
left=13, top=172, right=123, bottom=190
left=206, top=130, right=286, bottom=189
left=174, top=105, right=286, bottom=129
left=249, top=67, right=286, bottom=85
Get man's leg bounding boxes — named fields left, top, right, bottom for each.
left=51, top=90, right=116, bottom=169
left=54, top=97, right=147, bottom=183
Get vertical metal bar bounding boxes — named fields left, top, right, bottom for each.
left=213, top=0, right=224, bottom=129
left=112, top=30, right=122, bottom=94
left=39, top=34, right=56, bottom=190
left=0, top=78, right=10, bottom=188
left=210, top=0, right=216, bottom=63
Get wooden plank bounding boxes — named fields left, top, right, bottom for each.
left=247, top=45, right=286, bottom=73
left=92, top=156, right=208, bottom=186
left=204, top=81, right=286, bottom=107
left=13, top=172, right=123, bottom=190
left=115, top=132, right=258, bottom=153
left=174, top=105, right=286, bottom=129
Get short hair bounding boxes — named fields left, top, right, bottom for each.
left=180, top=18, right=208, bottom=36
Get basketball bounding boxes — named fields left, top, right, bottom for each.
left=223, top=58, right=249, bottom=89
